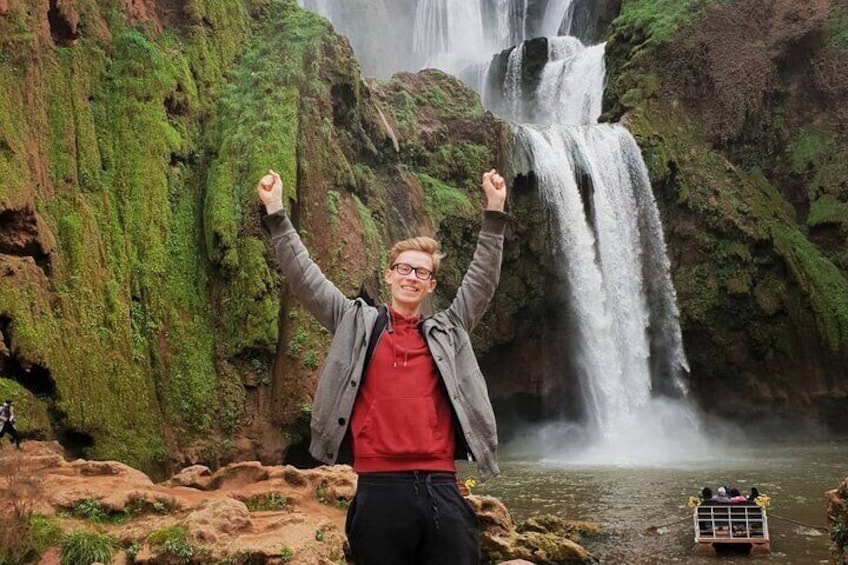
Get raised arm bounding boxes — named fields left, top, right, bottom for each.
left=445, top=170, right=508, bottom=331
left=258, top=170, right=351, bottom=332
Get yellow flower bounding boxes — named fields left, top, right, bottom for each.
left=687, top=496, right=703, bottom=508
left=464, top=478, right=477, bottom=492
left=754, top=494, right=771, bottom=508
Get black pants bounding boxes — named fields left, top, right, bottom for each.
left=0, top=422, right=20, bottom=447
left=346, top=471, right=481, bottom=565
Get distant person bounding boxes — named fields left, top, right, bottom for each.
left=712, top=486, right=730, bottom=502
left=701, top=487, right=714, bottom=504
left=0, top=399, right=21, bottom=449
left=748, top=487, right=760, bottom=501
left=729, top=488, right=747, bottom=503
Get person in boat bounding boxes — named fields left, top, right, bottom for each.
left=712, top=486, right=731, bottom=502
left=748, top=487, right=760, bottom=501
left=729, top=487, right=747, bottom=503
left=700, top=487, right=714, bottom=505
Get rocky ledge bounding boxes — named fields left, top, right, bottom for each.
left=0, top=442, right=599, bottom=564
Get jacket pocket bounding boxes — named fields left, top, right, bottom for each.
left=356, top=397, right=442, bottom=458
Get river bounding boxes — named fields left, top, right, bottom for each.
left=463, top=442, right=846, bottom=564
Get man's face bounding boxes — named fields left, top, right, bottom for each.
left=385, top=250, right=437, bottom=311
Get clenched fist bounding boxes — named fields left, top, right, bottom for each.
left=257, top=170, right=284, bottom=214
left=481, top=169, right=507, bottom=212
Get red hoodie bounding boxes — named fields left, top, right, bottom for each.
left=349, top=307, right=456, bottom=473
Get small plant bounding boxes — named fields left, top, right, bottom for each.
left=245, top=492, right=289, bottom=511
left=315, top=529, right=324, bottom=542
left=30, top=514, right=62, bottom=549
left=126, top=540, right=140, bottom=560
left=148, top=525, right=194, bottom=563
left=287, top=328, right=308, bottom=358
left=72, top=498, right=111, bottom=522
left=302, top=350, right=319, bottom=369
left=125, top=494, right=173, bottom=517
left=280, top=546, right=294, bottom=562
left=327, top=190, right=341, bottom=218
left=60, top=531, right=115, bottom=565
left=317, top=483, right=328, bottom=504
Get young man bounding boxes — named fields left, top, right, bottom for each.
left=0, top=399, right=21, bottom=449
left=258, top=168, right=507, bottom=564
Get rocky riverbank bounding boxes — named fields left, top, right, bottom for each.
left=0, top=442, right=600, bottom=564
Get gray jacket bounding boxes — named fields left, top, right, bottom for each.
left=263, top=209, right=506, bottom=480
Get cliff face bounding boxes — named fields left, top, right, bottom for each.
left=0, top=0, right=258, bottom=470
left=0, top=0, right=522, bottom=471
left=605, top=0, right=848, bottom=432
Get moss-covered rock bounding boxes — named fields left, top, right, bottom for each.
left=605, top=0, right=848, bottom=430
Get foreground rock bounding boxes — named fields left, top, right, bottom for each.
left=826, top=476, right=848, bottom=564
left=472, top=496, right=601, bottom=564
left=0, top=442, right=597, bottom=564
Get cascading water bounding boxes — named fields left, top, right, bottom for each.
left=298, top=0, right=714, bottom=465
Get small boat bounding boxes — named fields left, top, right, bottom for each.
left=693, top=500, right=770, bottom=556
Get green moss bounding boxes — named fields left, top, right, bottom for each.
left=393, top=90, right=419, bottom=137
left=788, top=125, right=837, bottom=177
left=615, top=0, right=722, bottom=44
left=285, top=314, right=329, bottom=370
left=326, top=190, right=341, bottom=219
left=422, top=142, right=494, bottom=191
left=772, top=225, right=848, bottom=354
left=828, top=2, right=848, bottom=50
left=204, top=1, right=334, bottom=359
left=0, top=0, right=260, bottom=468
left=353, top=195, right=382, bottom=268
left=414, top=172, right=476, bottom=224
left=808, top=194, right=848, bottom=228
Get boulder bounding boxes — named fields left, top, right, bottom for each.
left=166, top=464, right=213, bottom=489
left=184, top=498, right=253, bottom=543
left=468, top=495, right=599, bottom=564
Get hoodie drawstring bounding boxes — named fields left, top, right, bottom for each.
left=412, top=471, right=441, bottom=530
left=387, top=306, right=421, bottom=369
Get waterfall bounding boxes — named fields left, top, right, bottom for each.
left=413, top=0, right=487, bottom=75
left=298, top=0, right=710, bottom=464
left=536, top=37, right=605, bottom=126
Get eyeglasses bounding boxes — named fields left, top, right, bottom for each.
left=391, top=263, right=434, bottom=280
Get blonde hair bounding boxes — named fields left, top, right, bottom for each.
left=388, top=236, right=445, bottom=273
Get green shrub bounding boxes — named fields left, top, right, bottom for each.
left=72, top=498, right=111, bottom=522
left=147, top=524, right=194, bottom=563
left=302, top=350, right=319, bottom=369
left=280, top=546, right=294, bottom=562
left=60, top=531, right=114, bottom=565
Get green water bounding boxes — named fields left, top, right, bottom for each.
left=466, top=443, right=846, bottom=564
